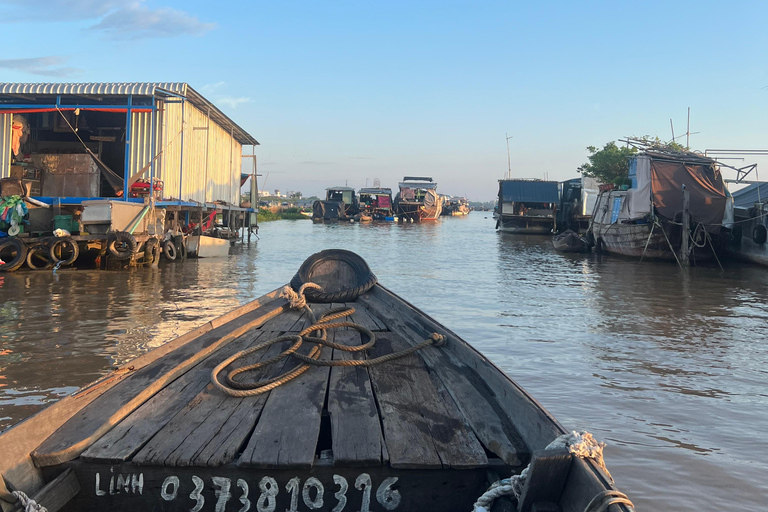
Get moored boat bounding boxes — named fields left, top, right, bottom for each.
left=587, top=151, right=730, bottom=261
left=0, top=250, right=632, bottom=512
left=553, top=229, right=591, bottom=253
left=727, top=182, right=768, bottom=265
left=312, top=187, right=360, bottom=221
left=442, top=196, right=470, bottom=216
left=394, top=177, right=442, bottom=221
left=496, top=179, right=559, bottom=234
left=358, top=187, right=395, bottom=221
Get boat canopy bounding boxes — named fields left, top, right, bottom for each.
left=499, top=180, right=559, bottom=203
left=597, top=153, right=729, bottom=231
left=358, top=187, right=392, bottom=195
left=399, top=181, right=437, bottom=190
left=732, top=182, right=768, bottom=207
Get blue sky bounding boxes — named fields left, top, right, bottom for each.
left=1, top=0, right=767, bottom=200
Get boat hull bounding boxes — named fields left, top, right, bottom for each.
left=496, top=215, right=554, bottom=234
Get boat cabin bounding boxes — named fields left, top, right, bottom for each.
left=557, top=177, right=599, bottom=232
left=358, top=187, right=394, bottom=220
left=496, top=179, right=559, bottom=234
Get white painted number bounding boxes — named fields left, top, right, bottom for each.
left=285, top=477, right=300, bottom=512
left=354, top=473, right=372, bottom=512
left=332, top=475, right=348, bottom=512
left=190, top=475, right=205, bottom=512
left=237, top=478, right=252, bottom=512
left=302, top=477, right=324, bottom=510
left=212, top=477, right=232, bottom=512
left=161, top=476, right=179, bottom=501
left=376, top=477, right=401, bottom=510
left=257, top=476, right=278, bottom=512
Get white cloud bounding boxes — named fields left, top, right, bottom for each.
left=0, top=0, right=215, bottom=39
left=0, top=56, right=82, bottom=78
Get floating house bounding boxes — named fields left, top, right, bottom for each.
left=0, top=82, right=259, bottom=270
left=495, top=179, right=559, bottom=234
left=588, top=151, right=730, bottom=261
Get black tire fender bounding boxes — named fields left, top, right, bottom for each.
left=752, top=224, right=767, bottom=245
left=107, top=231, right=137, bottom=261
left=0, top=238, right=27, bottom=272
left=27, top=243, right=53, bottom=270
left=290, top=249, right=377, bottom=303
left=162, top=240, right=177, bottom=261
left=49, top=237, right=80, bottom=266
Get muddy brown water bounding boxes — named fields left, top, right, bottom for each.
left=1, top=213, right=767, bottom=511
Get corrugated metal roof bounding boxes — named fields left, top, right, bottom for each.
left=359, top=188, right=392, bottom=194
left=399, top=182, right=437, bottom=189
left=499, top=179, right=559, bottom=203
left=0, top=82, right=258, bottom=146
left=732, top=182, right=768, bottom=207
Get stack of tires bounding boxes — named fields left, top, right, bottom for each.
left=161, top=235, right=187, bottom=263
left=0, top=237, right=80, bottom=272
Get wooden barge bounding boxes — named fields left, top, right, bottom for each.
left=0, top=250, right=631, bottom=512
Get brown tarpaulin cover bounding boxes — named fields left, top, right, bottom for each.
left=651, top=160, right=726, bottom=231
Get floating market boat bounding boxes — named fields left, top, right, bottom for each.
left=496, top=179, right=559, bottom=234
left=588, top=148, right=730, bottom=261
left=357, top=187, right=395, bottom=221
left=726, top=182, right=768, bottom=266
left=394, top=177, right=442, bottom=221
left=0, top=250, right=632, bottom=512
left=442, top=196, right=470, bottom=216
left=312, top=187, right=360, bottom=221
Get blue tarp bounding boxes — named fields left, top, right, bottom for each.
left=500, top=180, right=559, bottom=203
left=732, top=182, right=768, bottom=208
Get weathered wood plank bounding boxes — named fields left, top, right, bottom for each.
left=238, top=335, right=332, bottom=469
left=132, top=333, right=290, bottom=467
left=341, top=302, right=385, bottom=332
left=0, top=288, right=283, bottom=498
left=47, top=459, right=489, bottom=512
left=368, top=332, right=487, bottom=469
left=518, top=448, right=573, bottom=512
left=257, top=306, right=306, bottom=332
left=81, top=329, right=268, bottom=464
left=351, top=301, right=388, bottom=331
left=31, top=298, right=289, bottom=468
left=359, top=287, right=535, bottom=465
left=327, top=330, right=382, bottom=467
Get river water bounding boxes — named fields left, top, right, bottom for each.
left=1, top=213, right=766, bottom=511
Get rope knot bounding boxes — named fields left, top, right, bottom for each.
left=430, top=333, right=446, bottom=346
left=280, top=282, right=322, bottom=309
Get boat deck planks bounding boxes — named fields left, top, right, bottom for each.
left=326, top=330, right=383, bottom=467
left=237, top=332, right=333, bottom=469
left=80, top=327, right=269, bottom=464
left=131, top=332, right=292, bottom=467
left=368, top=332, right=488, bottom=469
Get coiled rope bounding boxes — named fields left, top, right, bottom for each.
left=211, top=283, right=445, bottom=397
left=472, top=431, right=634, bottom=512
left=9, top=491, right=47, bottom=512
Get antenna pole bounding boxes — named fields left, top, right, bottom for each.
left=670, top=119, right=675, bottom=141
left=506, top=133, right=513, bottom=179
left=686, top=107, right=691, bottom=148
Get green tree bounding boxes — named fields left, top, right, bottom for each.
left=578, top=142, right=637, bottom=185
